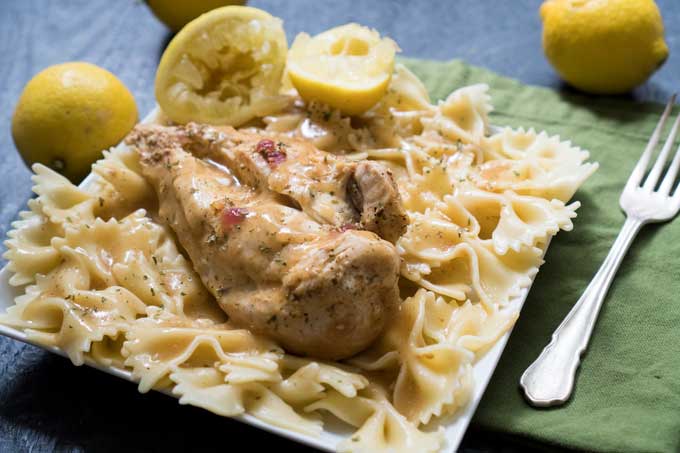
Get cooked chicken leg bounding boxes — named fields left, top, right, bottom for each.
left=180, top=123, right=408, bottom=243
left=127, top=124, right=401, bottom=360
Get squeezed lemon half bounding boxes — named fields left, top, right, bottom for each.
left=287, top=23, right=398, bottom=115
left=155, top=6, right=288, bottom=126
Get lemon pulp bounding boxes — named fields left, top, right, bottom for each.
left=155, top=6, right=288, bottom=126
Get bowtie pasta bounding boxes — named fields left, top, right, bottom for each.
left=1, top=64, right=597, bottom=452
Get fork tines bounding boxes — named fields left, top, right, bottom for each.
left=627, top=93, right=680, bottom=198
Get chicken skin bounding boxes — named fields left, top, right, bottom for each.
left=126, top=124, right=402, bottom=359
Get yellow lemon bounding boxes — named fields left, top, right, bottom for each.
left=155, top=6, right=288, bottom=126
left=145, top=0, right=246, bottom=32
left=541, top=0, right=668, bottom=94
left=12, top=62, right=138, bottom=183
left=287, top=23, right=398, bottom=115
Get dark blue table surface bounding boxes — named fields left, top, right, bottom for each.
left=1, top=1, right=679, bottom=451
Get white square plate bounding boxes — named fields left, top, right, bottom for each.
left=0, top=110, right=540, bottom=452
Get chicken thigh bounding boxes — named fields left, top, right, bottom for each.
left=126, top=124, right=402, bottom=360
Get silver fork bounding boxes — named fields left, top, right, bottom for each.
left=519, top=94, right=680, bottom=407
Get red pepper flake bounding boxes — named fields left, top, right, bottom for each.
left=256, top=138, right=276, bottom=154
left=256, top=139, right=286, bottom=167
left=221, top=207, right=248, bottom=231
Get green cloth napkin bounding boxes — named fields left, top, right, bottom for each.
left=400, top=58, right=680, bottom=453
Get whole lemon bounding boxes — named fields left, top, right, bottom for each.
left=12, top=62, right=138, bottom=183
left=541, top=0, right=668, bottom=94
left=146, top=0, right=246, bottom=32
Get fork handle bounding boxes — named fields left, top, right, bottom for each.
left=519, top=217, right=643, bottom=407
